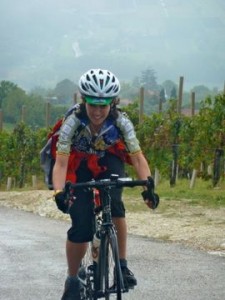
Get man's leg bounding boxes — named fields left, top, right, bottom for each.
left=61, top=240, right=88, bottom=300
left=113, top=217, right=137, bottom=288
left=66, top=240, right=88, bottom=276
left=112, top=217, right=127, bottom=259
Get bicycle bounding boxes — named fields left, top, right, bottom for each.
left=64, top=174, right=156, bottom=300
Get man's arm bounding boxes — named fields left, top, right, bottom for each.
left=129, top=151, right=151, bottom=180
left=129, top=152, right=157, bottom=209
left=52, top=154, right=69, bottom=191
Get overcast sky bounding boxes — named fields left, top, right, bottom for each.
left=0, top=0, right=225, bottom=91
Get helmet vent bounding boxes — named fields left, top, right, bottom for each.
left=100, top=79, right=104, bottom=89
left=89, top=84, right=97, bottom=93
left=81, top=82, right=88, bottom=91
left=106, top=86, right=113, bottom=93
left=93, top=75, right=98, bottom=85
left=106, top=75, right=110, bottom=85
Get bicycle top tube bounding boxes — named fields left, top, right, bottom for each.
left=66, top=175, right=153, bottom=190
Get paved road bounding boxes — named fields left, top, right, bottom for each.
left=0, top=206, right=225, bottom=300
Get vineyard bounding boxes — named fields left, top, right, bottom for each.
left=0, top=93, right=225, bottom=190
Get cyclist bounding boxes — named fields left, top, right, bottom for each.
left=53, top=69, right=159, bottom=300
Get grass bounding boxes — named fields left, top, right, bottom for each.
left=123, top=178, right=225, bottom=211
left=2, top=177, right=225, bottom=212
left=2, top=122, right=15, bottom=132
left=157, top=178, right=225, bottom=207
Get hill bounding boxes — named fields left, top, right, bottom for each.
left=0, top=0, right=225, bottom=90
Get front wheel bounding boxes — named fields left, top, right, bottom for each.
left=98, top=227, right=123, bottom=300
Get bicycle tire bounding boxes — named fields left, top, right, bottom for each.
left=98, top=227, right=123, bottom=300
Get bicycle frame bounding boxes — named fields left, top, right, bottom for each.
left=95, top=186, right=125, bottom=299
left=66, top=174, right=155, bottom=299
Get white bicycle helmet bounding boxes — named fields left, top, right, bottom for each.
left=78, top=69, right=120, bottom=98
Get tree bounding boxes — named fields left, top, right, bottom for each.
left=192, top=85, right=211, bottom=102
left=120, top=81, right=138, bottom=101
left=159, top=88, right=166, bottom=103
left=3, top=87, right=28, bottom=123
left=30, top=86, right=52, bottom=98
left=170, top=86, right=177, bottom=99
left=54, top=79, right=77, bottom=104
left=140, top=68, right=158, bottom=91
left=0, top=80, right=18, bottom=108
left=161, top=80, right=177, bottom=98
left=137, top=68, right=159, bottom=114
left=132, top=76, right=140, bottom=89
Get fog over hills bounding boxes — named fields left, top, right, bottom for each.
left=0, top=0, right=225, bottom=91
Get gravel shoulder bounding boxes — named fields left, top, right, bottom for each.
left=0, top=190, right=225, bottom=256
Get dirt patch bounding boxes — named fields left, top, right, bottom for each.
left=0, top=190, right=225, bottom=256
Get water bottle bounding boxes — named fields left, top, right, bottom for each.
left=91, top=231, right=101, bottom=263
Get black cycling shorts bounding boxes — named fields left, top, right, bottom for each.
left=67, top=153, right=126, bottom=243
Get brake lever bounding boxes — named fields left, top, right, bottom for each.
left=146, top=176, right=155, bottom=190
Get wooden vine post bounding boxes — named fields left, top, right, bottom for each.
left=159, top=97, right=162, bottom=113
left=46, top=102, right=51, bottom=128
left=190, top=91, right=197, bottom=187
left=0, top=109, right=3, bottom=131
left=191, top=92, right=195, bottom=116
left=32, top=175, right=37, bottom=189
left=139, top=86, right=144, bottom=124
left=21, top=105, right=26, bottom=122
left=177, top=76, right=184, bottom=114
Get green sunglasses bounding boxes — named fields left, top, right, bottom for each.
left=85, top=96, right=114, bottom=106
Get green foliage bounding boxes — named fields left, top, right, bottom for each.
left=122, top=101, right=139, bottom=125
left=161, top=80, right=177, bottom=98
left=2, top=88, right=68, bottom=129
left=140, top=68, right=158, bottom=91
left=0, top=80, right=18, bottom=108
left=192, top=85, right=211, bottom=102
left=136, top=113, right=171, bottom=176
left=123, top=92, right=225, bottom=185
left=170, top=86, right=177, bottom=99
left=0, top=130, right=11, bottom=179
left=3, top=87, right=29, bottom=123
left=159, top=88, right=166, bottom=103
left=1, top=84, right=225, bottom=190
left=0, top=123, right=48, bottom=187
left=156, top=178, right=225, bottom=208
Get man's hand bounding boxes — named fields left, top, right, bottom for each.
left=141, top=190, right=160, bottom=209
left=54, top=190, right=70, bottom=213
left=141, top=177, right=159, bottom=209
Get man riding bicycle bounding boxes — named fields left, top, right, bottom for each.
left=53, top=69, right=159, bottom=300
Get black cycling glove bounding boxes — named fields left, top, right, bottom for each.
left=141, top=190, right=160, bottom=209
left=141, top=177, right=160, bottom=209
left=54, top=190, right=69, bottom=213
